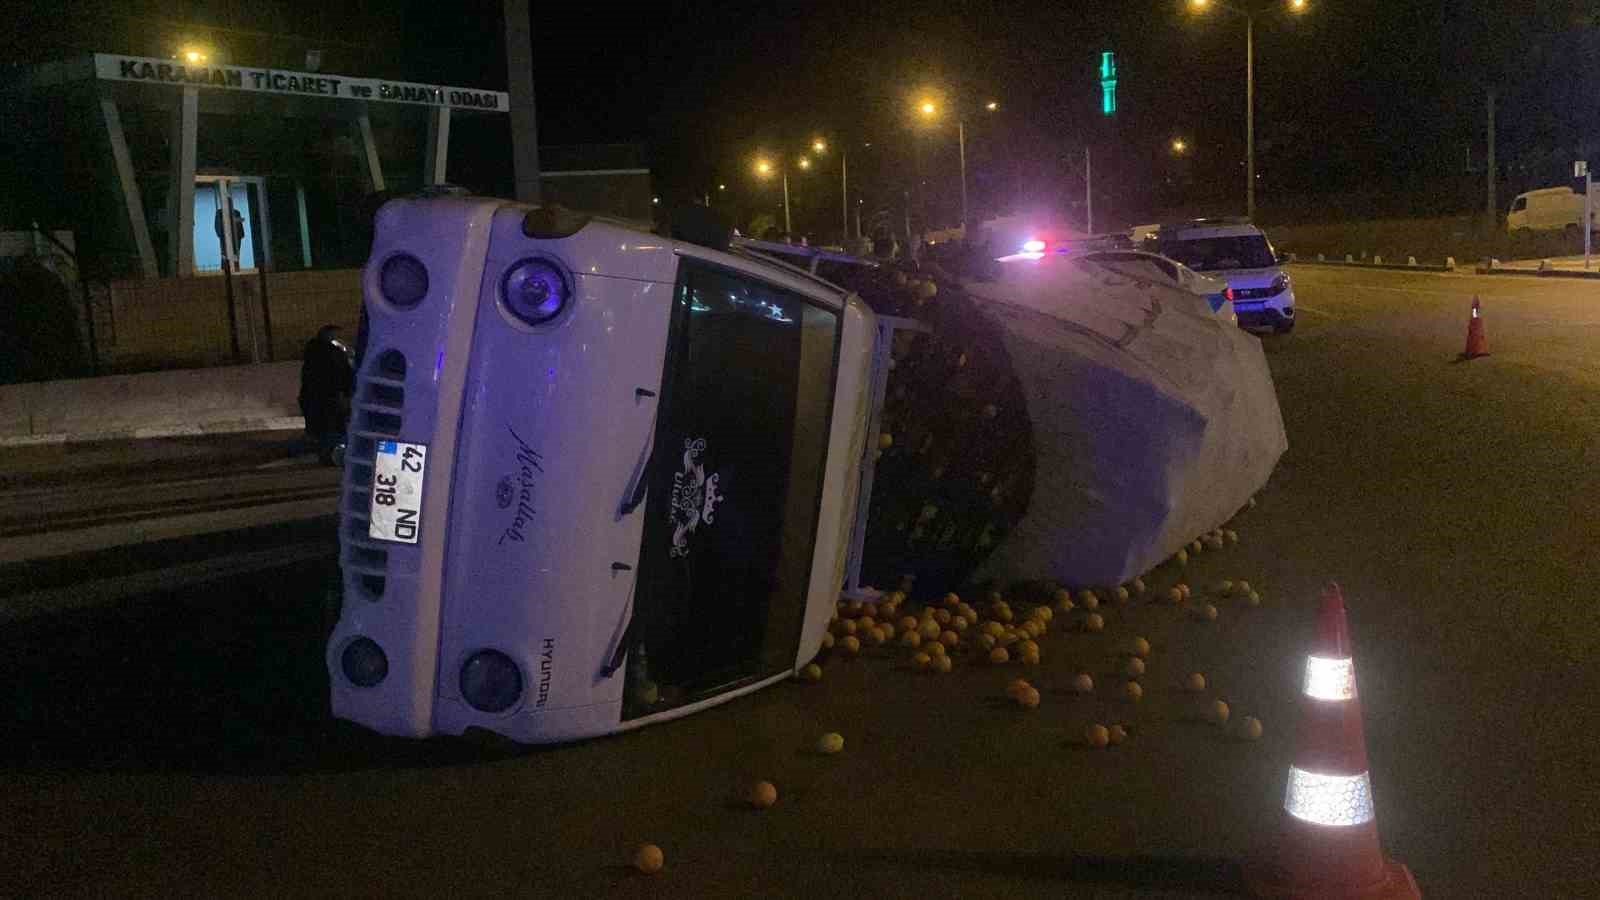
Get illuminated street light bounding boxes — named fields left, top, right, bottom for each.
left=718, top=183, right=727, bottom=191
left=812, top=138, right=827, bottom=154
left=176, top=45, right=211, bottom=65
left=913, top=95, right=997, bottom=233
left=1171, top=138, right=1189, bottom=154
left=798, top=157, right=812, bottom=170
left=1185, top=0, right=1314, bottom=220
left=753, top=156, right=791, bottom=234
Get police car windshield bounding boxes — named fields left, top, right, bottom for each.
left=1158, top=234, right=1275, bottom=271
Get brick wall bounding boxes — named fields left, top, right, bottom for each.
left=90, top=269, right=361, bottom=372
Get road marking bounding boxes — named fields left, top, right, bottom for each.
left=1360, top=285, right=1464, bottom=296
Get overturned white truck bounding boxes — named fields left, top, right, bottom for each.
left=326, top=197, right=1283, bottom=744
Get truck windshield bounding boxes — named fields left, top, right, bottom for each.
left=1159, top=235, right=1276, bottom=271
left=625, top=259, right=841, bottom=714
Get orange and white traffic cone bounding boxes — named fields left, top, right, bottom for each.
left=1459, top=296, right=1489, bottom=360
left=1245, top=583, right=1420, bottom=899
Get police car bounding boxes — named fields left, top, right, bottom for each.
left=1142, top=220, right=1295, bottom=334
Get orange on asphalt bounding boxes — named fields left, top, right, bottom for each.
left=748, top=780, right=778, bottom=809
left=634, top=843, right=665, bottom=874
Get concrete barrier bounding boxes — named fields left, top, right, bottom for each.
left=1291, top=256, right=1453, bottom=273
left=0, top=361, right=303, bottom=445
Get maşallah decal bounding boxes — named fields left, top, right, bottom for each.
left=668, top=438, right=723, bottom=558
left=497, top=426, right=543, bottom=545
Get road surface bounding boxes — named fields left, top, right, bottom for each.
left=2, top=265, right=1597, bottom=897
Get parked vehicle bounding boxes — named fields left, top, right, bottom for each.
left=1506, top=186, right=1598, bottom=235
left=1142, top=220, right=1296, bottom=334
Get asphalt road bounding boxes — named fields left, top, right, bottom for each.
left=4, top=265, right=1599, bottom=898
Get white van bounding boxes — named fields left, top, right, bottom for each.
left=1506, top=186, right=1597, bottom=234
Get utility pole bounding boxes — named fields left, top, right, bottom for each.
left=781, top=169, right=792, bottom=235
left=1485, top=89, right=1497, bottom=233
left=958, top=120, right=968, bottom=234
left=1246, top=13, right=1255, bottom=220
left=841, top=146, right=850, bottom=241
left=1085, top=146, right=1093, bottom=233
left=504, top=0, right=541, bottom=203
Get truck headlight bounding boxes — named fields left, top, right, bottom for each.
left=378, top=254, right=429, bottom=309
left=461, top=649, right=524, bottom=713
left=501, top=258, right=570, bottom=326
left=341, top=637, right=389, bottom=687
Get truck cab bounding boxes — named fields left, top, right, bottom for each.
left=327, top=196, right=873, bottom=743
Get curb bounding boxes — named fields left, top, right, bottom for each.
left=0, top=416, right=305, bottom=448
left=1286, top=259, right=1453, bottom=273
left=1473, top=265, right=1600, bottom=279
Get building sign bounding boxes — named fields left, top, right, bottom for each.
left=92, top=54, right=509, bottom=112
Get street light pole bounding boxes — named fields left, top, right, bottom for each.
left=959, top=120, right=968, bottom=233
left=781, top=169, right=792, bottom=235
left=1246, top=12, right=1255, bottom=220
left=842, top=146, right=850, bottom=241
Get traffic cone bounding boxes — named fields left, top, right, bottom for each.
left=1245, top=583, right=1420, bottom=899
left=1459, top=296, right=1489, bottom=360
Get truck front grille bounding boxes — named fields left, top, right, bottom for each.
left=341, top=348, right=409, bottom=601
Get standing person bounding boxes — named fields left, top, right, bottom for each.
left=214, top=203, right=247, bottom=271
left=299, top=324, right=354, bottom=464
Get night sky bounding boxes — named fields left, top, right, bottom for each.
left=8, top=0, right=1599, bottom=233
left=486, top=0, right=1599, bottom=229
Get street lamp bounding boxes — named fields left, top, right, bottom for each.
left=754, top=156, right=793, bottom=234
left=808, top=136, right=854, bottom=242
left=1187, top=0, right=1309, bottom=220
left=175, top=44, right=212, bottom=65
left=1171, top=137, right=1189, bottom=155
left=914, top=96, right=998, bottom=234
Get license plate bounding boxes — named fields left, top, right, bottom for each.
left=369, top=440, right=427, bottom=544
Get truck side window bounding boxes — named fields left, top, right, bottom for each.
left=1511, top=197, right=1527, bottom=212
